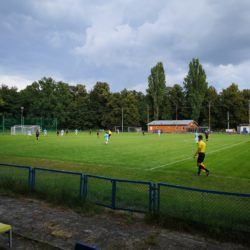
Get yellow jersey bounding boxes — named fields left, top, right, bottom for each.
left=198, top=140, right=206, bottom=153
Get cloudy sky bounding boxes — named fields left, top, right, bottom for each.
left=0, top=0, right=250, bottom=92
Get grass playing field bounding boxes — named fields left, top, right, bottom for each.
left=0, top=132, right=249, bottom=193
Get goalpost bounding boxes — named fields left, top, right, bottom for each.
left=128, top=127, right=142, bottom=133
left=11, top=125, right=40, bottom=135
left=114, top=126, right=142, bottom=132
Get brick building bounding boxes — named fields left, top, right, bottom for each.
left=147, top=120, right=198, bottom=133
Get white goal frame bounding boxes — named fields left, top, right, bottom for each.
left=11, top=125, right=41, bottom=135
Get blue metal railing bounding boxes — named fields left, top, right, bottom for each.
left=0, top=163, right=250, bottom=232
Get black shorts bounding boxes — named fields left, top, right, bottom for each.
left=197, top=153, right=205, bottom=163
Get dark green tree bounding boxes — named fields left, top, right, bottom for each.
left=103, top=92, right=122, bottom=128
left=219, top=83, right=245, bottom=128
left=20, top=81, right=41, bottom=117
left=89, top=82, right=110, bottom=128
left=68, top=84, right=90, bottom=129
left=103, top=89, right=140, bottom=129
left=120, top=89, right=140, bottom=127
left=183, top=58, right=208, bottom=122
left=147, top=62, right=166, bottom=120
left=0, top=85, right=20, bottom=117
left=241, top=89, right=250, bottom=125
left=54, top=81, right=73, bottom=128
left=131, top=90, right=148, bottom=128
left=199, top=86, right=219, bottom=129
left=168, top=84, right=185, bottom=120
left=20, top=77, right=73, bottom=128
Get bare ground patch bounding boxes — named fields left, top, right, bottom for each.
left=0, top=195, right=247, bottom=250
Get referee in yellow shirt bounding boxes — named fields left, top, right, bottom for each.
left=194, top=135, right=210, bottom=176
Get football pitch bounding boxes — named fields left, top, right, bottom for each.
left=0, top=132, right=249, bottom=193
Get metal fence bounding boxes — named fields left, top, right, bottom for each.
left=0, top=163, right=250, bottom=232
left=0, top=116, right=57, bottom=132
left=158, top=183, right=250, bottom=233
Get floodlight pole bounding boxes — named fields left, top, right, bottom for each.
left=2, top=115, right=4, bottom=133
left=248, top=99, right=250, bottom=125
left=55, top=118, right=58, bottom=131
left=175, top=104, right=178, bottom=120
left=121, top=107, right=124, bottom=133
left=208, top=101, right=211, bottom=131
left=21, top=107, right=24, bottom=133
left=147, top=105, right=149, bottom=124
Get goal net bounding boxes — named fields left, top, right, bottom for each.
left=128, top=127, right=142, bottom=132
left=11, top=125, right=40, bottom=135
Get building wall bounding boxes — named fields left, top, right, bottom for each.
left=148, top=123, right=198, bottom=133
left=237, top=125, right=250, bottom=133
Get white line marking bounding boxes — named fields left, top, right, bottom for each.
left=148, top=157, right=192, bottom=170
left=148, top=140, right=249, bottom=171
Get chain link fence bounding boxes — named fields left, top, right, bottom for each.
left=158, top=183, right=250, bottom=233
left=0, top=163, right=249, bottom=233
left=0, top=116, right=57, bottom=133
left=0, top=163, right=32, bottom=193
left=33, top=168, right=83, bottom=202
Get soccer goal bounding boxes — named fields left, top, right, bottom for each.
left=128, top=127, right=142, bottom=132
left=11, top=125, right=40, bottom=135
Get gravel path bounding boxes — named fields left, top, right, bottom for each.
left=0, top=196, right=247, bottom=250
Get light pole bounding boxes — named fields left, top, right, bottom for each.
left=147, top=105, right=150, bottom=132
left=208, top=101, right=211, bottom=131
left=248, top=100, right=250, bottom=125
left=175, top=104, right=178, bottom=120
left=147, top=105, right=149, bottom=124
left=121, top=107, right=124, bottom=133
left=21, top=107, right=24, bottom=133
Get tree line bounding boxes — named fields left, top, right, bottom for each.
left=0, top=58, right=249, bottom=130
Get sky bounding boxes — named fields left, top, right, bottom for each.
left=0, top=0, right=250, bottom=92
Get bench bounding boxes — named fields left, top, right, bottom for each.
left=75, top=242, right=99, bottom=250
left=0, top=223, right=12, bottom=248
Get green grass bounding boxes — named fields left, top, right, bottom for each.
left=0, top=132, right=250, bottom=235
left=0, top=132, right=249, bottom=192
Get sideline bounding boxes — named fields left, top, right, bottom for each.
left=148, top=140, right=249, bottom=171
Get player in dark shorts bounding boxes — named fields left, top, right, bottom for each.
left=56, top=130, right=59, bottom=136
left=194, top=135, right=210, bottom=176
left=36, top=129, right=40, bottom=140
left=204, top=130, right=209, bottom=141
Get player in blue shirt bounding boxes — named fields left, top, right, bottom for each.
left=104, top=131, right=109, bottom=144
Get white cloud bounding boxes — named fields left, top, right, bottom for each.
left=0, top=0, right=250, bottom=91
left=204, top=60, right=250, bottom=90
left=129, top=83, right=147, bottom=93
left=0, top=74, right=33, bottom=90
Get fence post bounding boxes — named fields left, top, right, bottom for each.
left=111, top=180, right=116, bottom=210
left=149, top=183, right=153, bottom=213
left=157, top=184, right=160, bottom=214
left=150, top=183, right=158, bottom=213
left=79, top=174, right=84, bottom=198
left=28, top=167, right=33, bottom=191
left=83, top=175, right=88, bottom=199
left=28, top=167, right=35, bottom=192
left=31, top=168, right=36, bottom=191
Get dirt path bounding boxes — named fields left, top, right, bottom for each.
left=0, top=195, right=247, bottom=250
